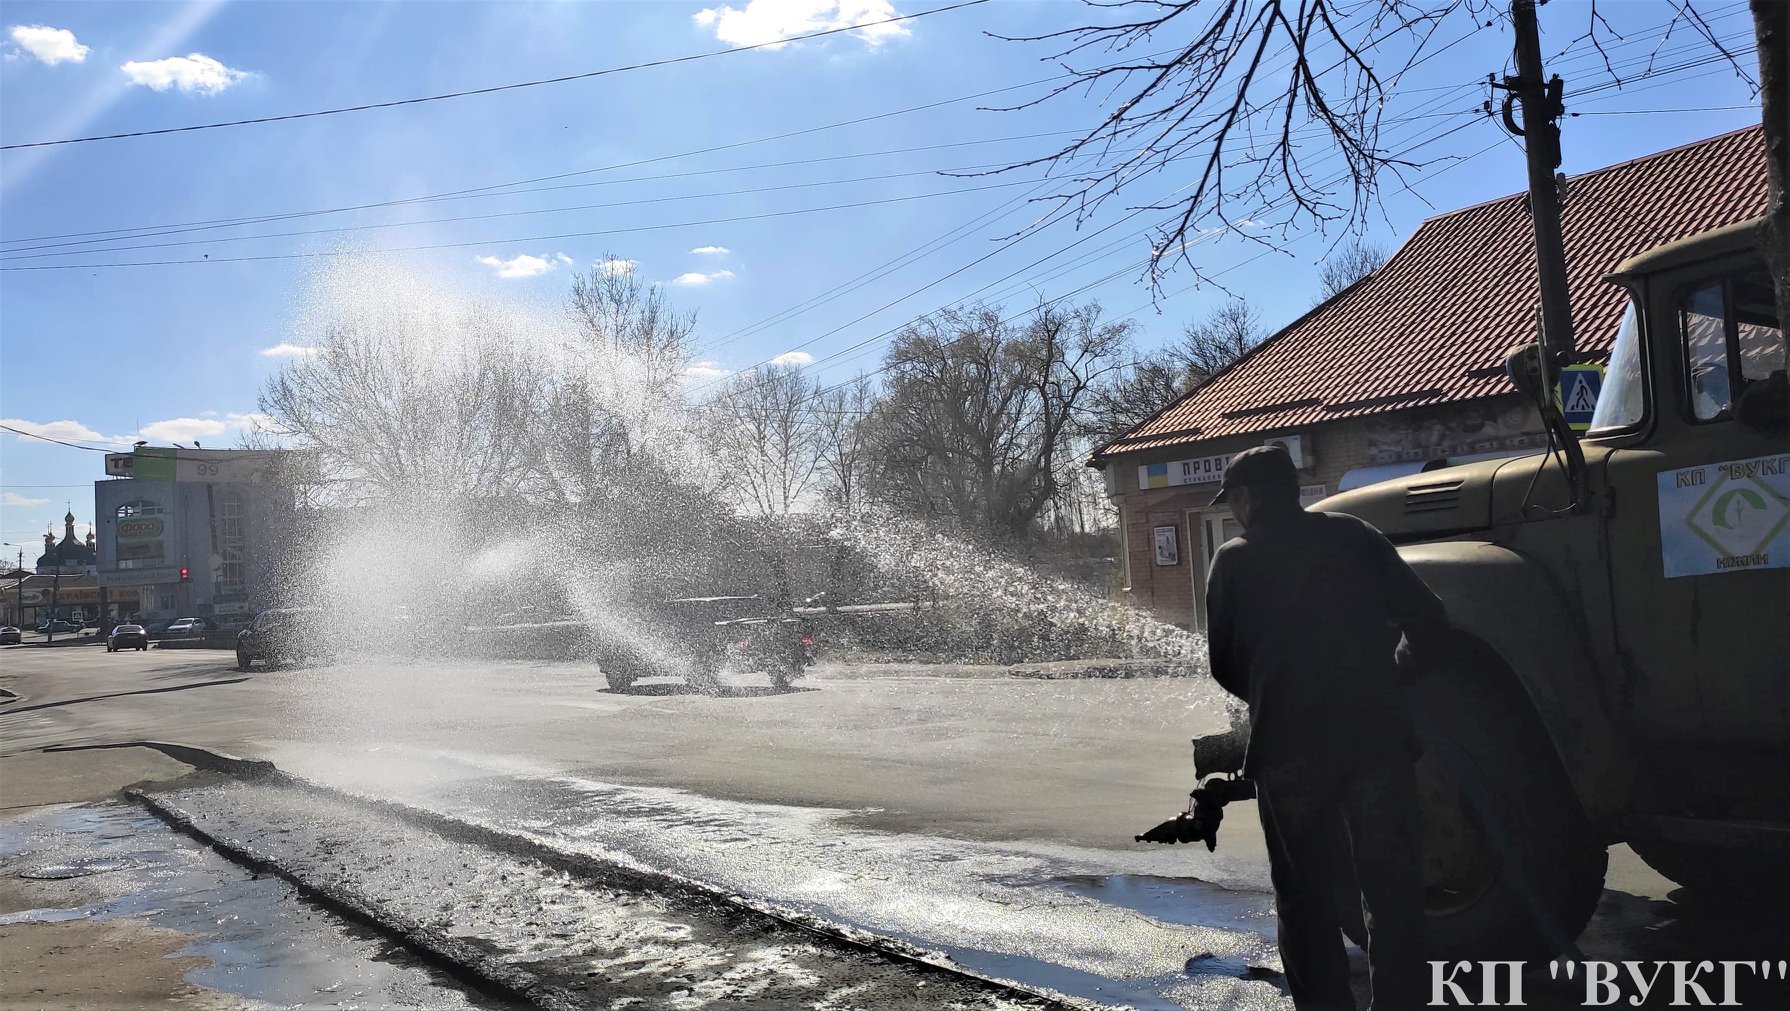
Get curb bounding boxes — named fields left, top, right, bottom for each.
left=128, top=787, right=559, bottom=1010
left=106, top=741, right=1098, bottom=1011
left=41, top=740, right=276, bottom=778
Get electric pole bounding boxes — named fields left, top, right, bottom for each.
left=1505, top=0, right=1576, bottom=362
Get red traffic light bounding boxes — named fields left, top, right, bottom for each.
left=179, top=566, right=190, bottom=582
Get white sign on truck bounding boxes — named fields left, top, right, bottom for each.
left=1657, top=454, right=1790, bottom=578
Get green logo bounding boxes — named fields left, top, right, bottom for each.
left=1686, top=474, right=1790, bottom=557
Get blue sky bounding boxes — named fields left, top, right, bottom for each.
left=0, top=0, right=1767, bottom=553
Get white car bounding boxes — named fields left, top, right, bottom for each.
left=165, top=617, right=212, bottom=638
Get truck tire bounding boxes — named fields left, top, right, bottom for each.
left=603, top=667, right=636, bottom=692
left=1339, top=656, right=1607, bottom=962
left=236, top=651, right=252, bottom=672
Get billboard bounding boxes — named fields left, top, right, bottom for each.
left=115, top=514, right=165, bottom=565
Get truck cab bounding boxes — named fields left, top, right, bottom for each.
left=1316, top=218, right=1788, bottom=956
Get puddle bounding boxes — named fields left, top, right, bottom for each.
left=1055, top=874, right=1276, bottom=936
left=0, top=802, right=511, bottom=1009
left=18, top=855, right=143, bottom=879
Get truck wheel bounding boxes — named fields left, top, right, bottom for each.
left=1339, top=658, right=1606, bottom=962
left=236, top=651, right=252, bottom=672
left=603, top=667, right=636, bottom=692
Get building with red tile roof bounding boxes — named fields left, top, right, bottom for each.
left=1093, top=126, right=1768, bottom=630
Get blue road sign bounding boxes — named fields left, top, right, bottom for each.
left=1556, top=364, right=1605, bottom=433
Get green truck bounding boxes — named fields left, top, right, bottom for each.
left=1313, top=218, right=1787, bottom=957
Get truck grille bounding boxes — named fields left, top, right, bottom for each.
left=1404, top=479, right=1465, bottom=514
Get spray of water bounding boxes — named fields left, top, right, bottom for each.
left=269, top=257, right=1236, bottom=733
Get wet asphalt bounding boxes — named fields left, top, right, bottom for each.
left=4, top=646, right=1788, bottom=1009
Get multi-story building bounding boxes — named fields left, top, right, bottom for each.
left=93, top=447, right=295, bottom=621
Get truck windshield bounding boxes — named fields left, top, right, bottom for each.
left=1589, top=300, right=1645, bottom=432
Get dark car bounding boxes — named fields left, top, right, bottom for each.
left=596, top=596, right=815, bottom=693
left=236, top=607, right=324, bottom=670
left=0, top=626, right=20, bottom=645
left=36, top=619, right=79, bottom=634
left=107, top=624, right=150, bottom=652
left=142, top=618, right=176, bottom=640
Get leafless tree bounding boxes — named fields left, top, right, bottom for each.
left=862, top=300, right=1131, bottom=536
left=260, top=304, right=547, bottom=502
left=993, top=1, right=1782, bottom=300
left=813, top=373, right=879, bottom=512
left=1318, top=239, right=1388, bottom=298
left=1083, top=353, right=1194, bottom=447
left=1084, top=298, right=1263, bottom=446
left=1176, top=298, right=1264, bottom=382
left=537, top=256, right=702, bottom=507
left=705, top=365, right=827, bottom=517
left=558, top=255, right=697, bottom=447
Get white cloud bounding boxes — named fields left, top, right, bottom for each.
left=138, top=417, right=228, bottom=443
left=596, top=257, right=637, bottom=275
left=682, top=361, right=731, bottom=382
left=669, top=269, right=735, bottom=286
left=693, top=0, right=910, bottom=50
left=1, top=418, right=112, bottom=445
left=225, top=411, right=277, bottom=433
left=120, top=53, right=248, bottom=94
left=259, top=342, right=318, bottom=358
left=768, top=350, right=815, bottom=366
left=2, top=491, right=50, bottom=507
left=690, top=245, right=732, bottom=256
left=474, top=252, right=567, bottom=279
left=9, top=25, right=89, bottom=65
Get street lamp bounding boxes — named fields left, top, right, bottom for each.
left=1, top=543, right=26, bottom=628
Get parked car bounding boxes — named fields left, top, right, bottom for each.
left=107, top=624, right=150, bottom=652
left=0, top=626, right=20, bottom=645
left=36, top=619, right=79, bottom=634
left=236, top=607, right=326, bottom=670
left=165, top=617, right=214, bottom=638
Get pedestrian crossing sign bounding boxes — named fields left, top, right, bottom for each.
left=1555, top=364, right=1605, bottom=433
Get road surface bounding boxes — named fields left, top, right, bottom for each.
left=2, top=644, right=1783, bottom=1009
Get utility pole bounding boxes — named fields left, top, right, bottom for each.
left=1504, top=0, right=1576, bottom=362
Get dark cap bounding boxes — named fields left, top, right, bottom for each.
left=1212, top=445, right=1297, bottom=504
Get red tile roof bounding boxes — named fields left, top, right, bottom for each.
left=1095, top=127, right=1768, bottom=459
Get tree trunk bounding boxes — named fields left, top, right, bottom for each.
left=1754, top=0, right=1790, bottom=324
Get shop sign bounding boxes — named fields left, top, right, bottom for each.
left=116, top=513, right=165, bottom=564
left=1140, top=453, right=1231, bottom=489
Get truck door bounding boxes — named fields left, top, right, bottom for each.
left=1599, top=258, right=1788, bottom=764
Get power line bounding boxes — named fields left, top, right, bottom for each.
left=0, top=0, right=992, bottom=151
left=699, top=108, right=1492, bottom=404
left=0, top=160, right=1051, bottom=263
left=0, top=425, right=128, bottom=452
left=0, top=180, right=1041, bottom=271
left=0, top=130, right=1091, bottom=254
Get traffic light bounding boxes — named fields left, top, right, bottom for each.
left=179, top=566, right=190, bottom=582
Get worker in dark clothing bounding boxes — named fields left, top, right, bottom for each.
left=1204, top=445, right=1452, bottom=1011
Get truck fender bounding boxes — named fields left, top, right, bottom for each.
left=1399, top=540, right=1635, bottom=835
